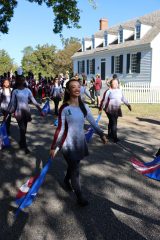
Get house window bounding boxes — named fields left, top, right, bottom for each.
left=126, top=52, right=141, bottom=73
left=131, top=54, right=137, bottom=73
left=119, top=29, right=123, bottom=43
left=104, top=32, right=108, bottom=46
left=82, top=38, right=85, bottom=51
left=114, top=55, right=123, bottom=73
left=78, top=60, right=85, bottom=74
left=115, top=56, right=121, bottom=73
left=92, top=35, right=95, bottom=48
left=136, top=24, right=141, bottom=39
left=89, top=59, right=95, bottom=74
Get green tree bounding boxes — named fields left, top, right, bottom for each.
left=0, top=0, right=96, bottom=35
left=54, top=38, right=81, bottom=75
left=22, top=38, right=80, bottom=78
left=0, top=49, right=14, bottom=75
left=22, top=44, right=57, bottom=78
left=61, top=36, right=81, bottom=48
left=22, top=46, right=34, bottom=56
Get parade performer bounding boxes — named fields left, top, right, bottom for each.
left=50, top=77, right=63, bottom=116
left=0, top=78, right=12, bottom=135
left=99, top=78, right=131, bottom=143
left=6, top=75, right=43, bottom=154
left=50, top=79, right=107, bottom=206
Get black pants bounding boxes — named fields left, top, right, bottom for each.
left=17, top=119, right=28, bottom=148
left=89, top=87, right=95, bottom=99
left=53, top=97, right=60, bottom=116
left=64, top=157, right=81, bottom=197
left=106, top=113, right=118, bottom=141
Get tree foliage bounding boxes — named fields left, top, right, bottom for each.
left=22, top=44, right=57, bottom=78
left=0, top=0, right=96, bottom=34
left=21, top=38, right=81, bottom=78
left=0, top=0, right=80, bottom=34
left=0, top=49, right=14, bottom=75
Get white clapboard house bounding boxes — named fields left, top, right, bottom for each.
left=72, top=10, right=160, bottom=87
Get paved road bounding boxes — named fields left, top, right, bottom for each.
left=0, top=104, right=160, bottom=240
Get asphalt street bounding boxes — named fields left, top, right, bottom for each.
left=0, top=104, right=160, bottom=240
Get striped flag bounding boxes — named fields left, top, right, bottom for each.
left=15, top=147, right=59, bottom=216
left=131, top=156, right=160, bottom=181
left=85, top=114, right=101, bottom=143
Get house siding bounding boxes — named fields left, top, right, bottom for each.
left=73, top=47, right=152, bottom=83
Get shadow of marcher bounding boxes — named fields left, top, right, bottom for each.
left=0, top=194, right=28, bottom=240
left=46, top=187, right=148, bottom=240
left=136, top=117, right=160, bottom=126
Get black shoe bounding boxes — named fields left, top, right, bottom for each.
left=113, top=138, right=120, bottom=143
left=63, top=179, right=72, bottom=191
left=77, top=196, right=89, bottom=207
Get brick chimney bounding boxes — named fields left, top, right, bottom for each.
left=99, top=18, right=108, bottom=30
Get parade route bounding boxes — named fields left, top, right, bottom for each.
left=0, top=106, right=160, bottom=240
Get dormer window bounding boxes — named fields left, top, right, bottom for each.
left=104, top=31, right=108, bottom=46
left=136, top=24, right=141, bottom=39
left=119, top=27, right=123, bottom=43
left=82, top=38, right=85, bottom=51
left=92, top=35, right=95, bottom=48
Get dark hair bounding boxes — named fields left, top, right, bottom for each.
left=112, top=74, right=118, bottom=79
left=63, top=79, right=87, bottom=117
left=53, top=77, right=60, bottom=86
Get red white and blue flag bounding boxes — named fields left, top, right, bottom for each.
left=15, top=158, right=52, bottom=216
left=131, top=156, right=160, bottom=181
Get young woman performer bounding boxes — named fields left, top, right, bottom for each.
left=0, top=78, right=12, bottom=135
left=99, top=78, right=131, bottom=143
left=50, top=79, right=107, bottom=206
left=50, top=77, right=63, bottom=116
left=6, top=76, right=42, bottom=154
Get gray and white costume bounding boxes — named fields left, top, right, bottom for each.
left=51, top=103, right=104, bottom=161
left=0, top=88, right=12, bottom=111
left=7, top=88, right=40, bottom=121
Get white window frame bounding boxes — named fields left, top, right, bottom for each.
left=130, top=53, right=138, bottom=73
left=136, top=24, right=141, bottom=39
left=119, top=28, right=123, bottom=43
left=92, top=35, right=95, bottom=49
left=115, top=55, right=121, bottom=73
left=82, top=38, right=85, bottom=51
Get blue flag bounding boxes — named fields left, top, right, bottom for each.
left=0, top=122, right=10, bottom=148
left=54, top=118, right=58, bottom=126
left=42, top=100, right=50, bottom=115
left=85, top=114, right=101, bottom=143
left=15, top=158, right=52, bottom=216
left=131, top=156, right=160, bottom=181
left=15, top=147, right=59, bottom=217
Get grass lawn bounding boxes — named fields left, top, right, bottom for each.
left=90, top=103, right=160, bottom=118
left=121, top=104, right=160, bottom=118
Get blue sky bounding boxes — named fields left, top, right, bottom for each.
left=0, top=0, right=160, bottom=65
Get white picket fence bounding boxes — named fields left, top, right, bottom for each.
left=121, top=82, right=160, bottom=103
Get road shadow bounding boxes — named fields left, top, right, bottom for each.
left=136, top=117, right=160, bottom=126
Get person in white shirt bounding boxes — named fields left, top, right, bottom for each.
left=0, top=79, right=12, bottom=135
